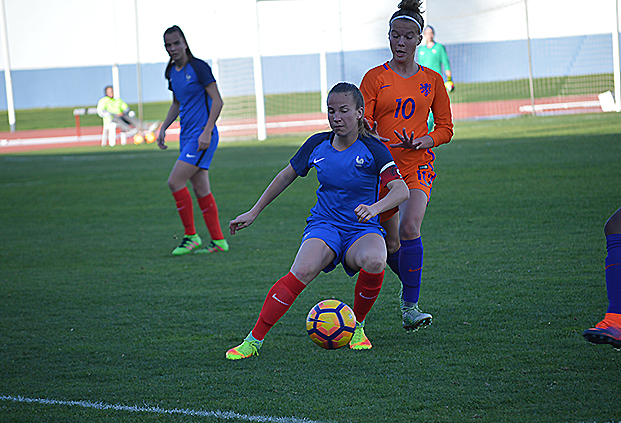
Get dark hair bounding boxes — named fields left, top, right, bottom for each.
left=163, top=25, right=195, bottom=79
left=389, top=0, right=424, bottom=33
left=327, top=82, right=369, bottom=137
left=104, top=85, right=113, bottom=95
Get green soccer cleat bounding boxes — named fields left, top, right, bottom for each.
left=196, top=239, right=229, bottom=254
left=172, top=234, right=202, bottom=255
left=349, top=321, right=372, bottom=350
left=226, top=335, right=263, bottom=360
left=402, top=302, right=433, bottom=331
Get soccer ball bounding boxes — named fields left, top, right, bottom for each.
left=306, top=299, right=356, bottom=349
left=145, top=132, right=156, bottom=144
left=133, top=133, right=144, bottom=145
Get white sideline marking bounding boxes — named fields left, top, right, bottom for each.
left=518, top=100, right=600, bottom=112
left=0, top=395, right=330, bottom=423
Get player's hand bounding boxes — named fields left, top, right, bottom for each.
left=363, top=118, right=390, bottom=142
left=354, top=204, right=378, bottom=223
left=198, top=129, right=212, bottom=151
left=391, top=128, right=421, bottom=149
left=157, top=128, right=167, bottom=150
left=391, top=128, right=434, bottom=150
left=444, top=81, right=454, bottom=92
left=229, top=211, right=257, bottom=235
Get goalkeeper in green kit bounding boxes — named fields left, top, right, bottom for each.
left=417, top=25, right=453, bottom=132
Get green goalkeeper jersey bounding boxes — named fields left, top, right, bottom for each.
left=417, top=42, right=451, bottom=77
left=97, top=96, right=129, bottom=124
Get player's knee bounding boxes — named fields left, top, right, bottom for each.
left=290, top=264, right=319, bottom=284
left=604, top=210, right=621, bottom=236
left=358, top=252, right=386, bottom=274
left=167, top=178, right=177, bottom=192
left=399, top=223, right=421, bottom=240
left=385, top=237, right=400, bottom=254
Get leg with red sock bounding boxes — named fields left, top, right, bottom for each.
left=196, top=193, right=229, bottom=254
left=226, top=272, right=307, bottom=359
left=349, top=269, right=384, bottom=350
left=171, top=187, right=202, bottom=255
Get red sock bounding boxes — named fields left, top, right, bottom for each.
left=172, top=187, right=195, bottom=235
left=353, top=269, right=384, bottom=323
left=251, top=272, right=307, bottom=340
left=197, top=193, right=224, bottom=240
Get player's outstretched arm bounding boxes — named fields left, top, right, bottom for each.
left=230, top=164, right=298, bottom=234
left=355, top=178, right=409, bottom=223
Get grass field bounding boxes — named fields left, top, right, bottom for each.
left=1, top=112, right=621, bottom=422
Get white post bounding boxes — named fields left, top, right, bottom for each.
left=612, top=0, right=621, bottom=112
left=319, top=49, right=328, bottom=113
left=112, top=64, right=120, bottom=98
left=134, top=0, right=143, bottom=124
left=524, top=0, right=536, bottom=115
left=252, top=0, right=267, bottom=141
left=0, top=0, right=15, bottom=132
left=111, top=0, right=121, bottom=99
left=210, top=4, right=221, bottom=95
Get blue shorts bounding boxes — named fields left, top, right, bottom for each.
left=178, top=128, right=219, bottom=170
left=301, top=220, right=385, bottom=277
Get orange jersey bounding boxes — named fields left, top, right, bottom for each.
left=360, top=62, right=453, bottom=172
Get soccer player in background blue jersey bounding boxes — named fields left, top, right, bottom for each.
left=583, top=206, right=621, bottom=349
left=157, top=26, right=229, bottom=256
left=225, top=83, right=410, bottom=360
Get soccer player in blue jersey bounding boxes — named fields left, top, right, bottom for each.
left=583, top=206, right=621, bottom=349
left=225, top=82, right=410, bottom=360
left=157, top=26, right=229, bottom=256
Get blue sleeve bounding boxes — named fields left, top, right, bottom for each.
left=190, top=58, right=216, bottom=88
left=290, top=132, right=329, bottom=177
left=360, top=135, right=397, bottom=174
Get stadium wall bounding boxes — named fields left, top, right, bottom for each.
left=0, top=33, right=618, bottom=110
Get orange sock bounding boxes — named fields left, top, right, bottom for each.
left=172, top=187, right=195, bottom=235
left=604, top=312, right=621, bottom=327
left=251, top=272, right=307, bottom=340
left=198, top=193, right=224, bottom=240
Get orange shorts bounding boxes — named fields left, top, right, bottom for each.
left=379, top=163, right=436, bottom=223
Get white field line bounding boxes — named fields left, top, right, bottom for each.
left=0, top=394, right=331, bottom=423
left=0, top=118, right=329, bottom=149
left=518, top=100, right=601, bottom=112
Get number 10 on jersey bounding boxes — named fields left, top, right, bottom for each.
left=394, top=98, right=415, bottom=120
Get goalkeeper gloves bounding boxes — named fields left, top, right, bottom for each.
left=444, top=76, right=454, bottom=92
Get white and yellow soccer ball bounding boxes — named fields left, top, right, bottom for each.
left=306, top=299, right=356, bottom=349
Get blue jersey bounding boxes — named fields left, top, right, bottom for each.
left=167, top=58, right=218, bottom=144
left=290, top=132, right=398, bottom=228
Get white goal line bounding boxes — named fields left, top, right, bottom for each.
left=0, top=394, right=330, bottom=423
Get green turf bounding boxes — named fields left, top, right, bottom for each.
left=1, top=113, right=620, bottom=422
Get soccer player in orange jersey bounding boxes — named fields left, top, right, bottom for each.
left=360, top=0, right=454, bottom=331
left=583, top=206, right=621, bottom=350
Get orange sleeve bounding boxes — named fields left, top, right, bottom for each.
left=360, top=70, right=379, bottom=128
left=428, top=72, right=454, bottom=147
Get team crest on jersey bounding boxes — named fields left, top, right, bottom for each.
left=355, top=155, right=365, bottom=167
left=420, top=83, right=431, bottom=97
left=186, top=74, right=192, bottom=81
